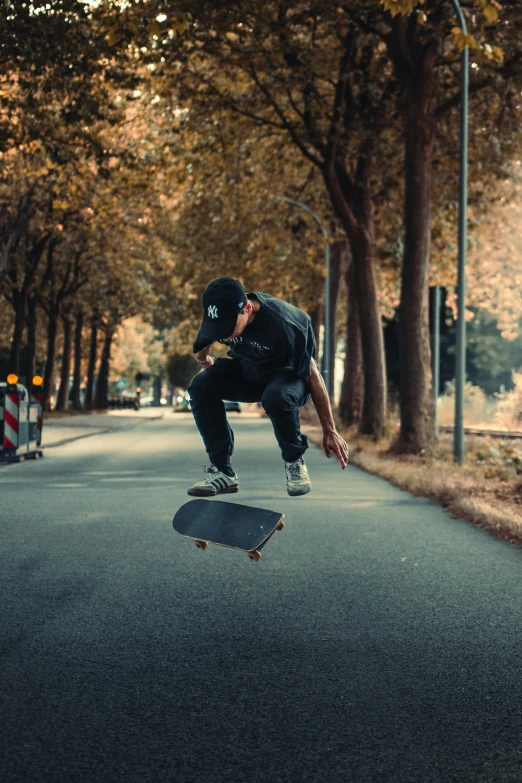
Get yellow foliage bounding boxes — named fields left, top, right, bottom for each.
left=379, top=0, right=423, bottom=18
left=482, top=4, right=499, bottom=24
left=483, top=44, right=504, bottom=63
left=106, top=27, right=124, bottom=47
left=171, top=17, right=189, bottom=36
left=148, top=21, right=162, bottom=38
left=475, top=0, right=500, bottom=25
left=451, top=28, right=479, bottom=53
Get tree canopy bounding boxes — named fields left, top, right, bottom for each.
left=1, top=0, right=522, bottom=434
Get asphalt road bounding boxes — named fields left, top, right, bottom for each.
left=1, top=412, right=522, bottom=783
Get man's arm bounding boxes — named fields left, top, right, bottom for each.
left=306, top=357, right=336, bottom=432
left=195, top=344, right=214, bottom=369
left=306, top=358, right=349, bottom=469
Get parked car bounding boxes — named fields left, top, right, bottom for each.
left=224, top=400, right=242, bottom=413
left=140, top=395, right=169, bottom=407
left=174, top=395, right=241, bottom=412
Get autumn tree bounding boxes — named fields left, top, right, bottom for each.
left=5, top=0, right=522, bottom=434
left=340, top=0, right=522, bottom=451
left=94, top=2, right=395, bottom=435
left=1, top=2, right=182, bottom=407
left=0, top=0, right=118, bottom=282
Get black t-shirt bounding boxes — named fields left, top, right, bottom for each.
left=217, top=291, right=317, bottom=383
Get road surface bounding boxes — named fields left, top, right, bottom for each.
left=2, top=412, right=522, bottom=782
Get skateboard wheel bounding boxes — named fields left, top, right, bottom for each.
left=276, top=520, right=285, bottom=531
left=195, top=540, right=208, bottom=550
left=248, top=550, right=262, bottom=562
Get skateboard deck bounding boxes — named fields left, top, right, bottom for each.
left=172, top=498, right=285, bottom=561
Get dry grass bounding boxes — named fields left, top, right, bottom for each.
left=437, top=375, right=522, bottom=432
left=299, top=401, right=522, bottom=548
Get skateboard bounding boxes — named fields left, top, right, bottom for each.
left=172, top=498, right=285, bottom=561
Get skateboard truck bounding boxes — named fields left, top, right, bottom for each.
left=193, top=518, right=285, bottom=561
left=173, top=499, right=285, bottom=561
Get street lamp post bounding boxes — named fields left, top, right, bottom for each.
left=431, top=285, right=441, bottom=439
left=276, top=197, right=332, bottom=395
left=451, top=0, right=469, bottom=464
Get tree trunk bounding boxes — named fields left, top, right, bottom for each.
left=8, top=291, right=25, bottom=376
left=25, top=295, right=37, bottom=387
left=84, top=319, right=98, bottom=411
left=394, top=122, right=433, bottom=451
left=0, top=189, right=33, bottom=285
left=8, top=233, right=49, bottom=377
left=323, top=239, right=345, bottom=400
left=322, top=164, right=386, bottom=436
left=391, top=43, right=438, bottom=453
left=94, top=326, right=115, bottom=410
left=43, top=311, right=58, bottom=411
left=152, top=374, right=162, bottom=406
left=339, top=256, right=363, bottom=427
left=351, top=229, right=386, bottom=435
left=322, top=163, right=386, bottom=437
left=1, top=228, right=22, bottom=286
left=71, top=312, right=84, bottom=411
left=55, top=313, right=73, bottom=412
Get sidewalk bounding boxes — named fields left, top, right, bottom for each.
left=42, top=409, right=165, bottom=448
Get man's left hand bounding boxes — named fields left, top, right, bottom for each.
left=323, top=430, right=349, bottom=469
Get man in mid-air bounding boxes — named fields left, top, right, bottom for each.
left=187, top=277, right=349, bottom=497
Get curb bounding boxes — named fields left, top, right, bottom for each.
left=42, top=414, right=165, bottom=448
left=42, top=430, right=111, bottom=449
left=1, top=413, right=165, bottom=462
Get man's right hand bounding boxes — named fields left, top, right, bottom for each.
left=195, top=348, right=214, bottom=369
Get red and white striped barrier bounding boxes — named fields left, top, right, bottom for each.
left=3, top=390, right=19, bottom=450
left=0, top=381, right=43, bottom=462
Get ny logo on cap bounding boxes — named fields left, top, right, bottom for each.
left=208, top=305, right=219, bottom=319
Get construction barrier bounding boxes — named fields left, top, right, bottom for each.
left=0, top=379, right=43, bottom=463
left=30, top=378, right=44, bottom=446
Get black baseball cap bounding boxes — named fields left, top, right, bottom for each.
left=193, top=277, right=247, bottom=353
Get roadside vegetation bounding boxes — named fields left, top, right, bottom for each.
left=301, top=379, right=522, bottom=546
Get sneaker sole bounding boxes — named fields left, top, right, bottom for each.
left=187, top=486, right=239, bottom=497
left=287, top=485, right=311, bottom=496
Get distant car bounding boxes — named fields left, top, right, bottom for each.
left=139, top=396, right=169, bottom=407
left=175, top=396, right=240, bottom=412
left=175, top=392, right=191, bottom=411
left=224, top=400, right=241, bottom=413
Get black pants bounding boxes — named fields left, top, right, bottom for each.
left=188, top=358, right=312, bottom=471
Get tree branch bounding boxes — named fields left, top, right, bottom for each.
left=325, top=32, right=354, bottom=167
left=436, top=51, right=522, bottom=118
left=187, top=68, right=285, bottom=132
left=247, top=64, right=323, bottom=166
left=341, top=5, right=387, bottom=42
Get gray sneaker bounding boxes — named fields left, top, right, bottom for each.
left=285, top=456, right=311, bottom=496
left=187, top=465, right=238, bottom=497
